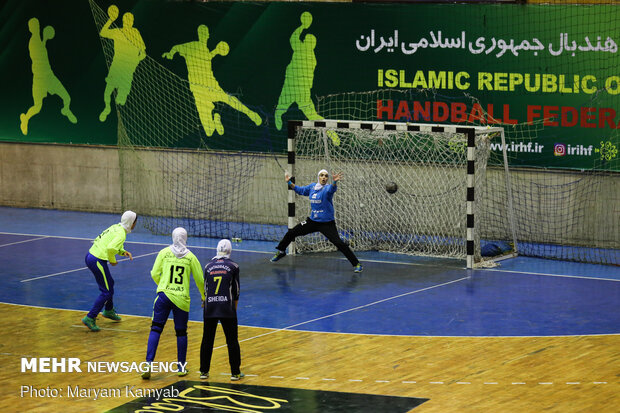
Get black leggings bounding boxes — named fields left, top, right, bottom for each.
left=200, top=317, right=241, bottom=375
left=276, top=218, right=359, bottom=266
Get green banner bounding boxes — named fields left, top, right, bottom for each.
left=0, top=0, right=618, bottom=170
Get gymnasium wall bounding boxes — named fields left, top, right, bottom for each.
left=0, top=141, right=290, bottom=217
left=1, top=140, right=617, bottom=253
left=0, top=142, right=122, bottom=212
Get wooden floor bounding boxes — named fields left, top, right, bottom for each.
left=2, top=303, right=618, bottom=412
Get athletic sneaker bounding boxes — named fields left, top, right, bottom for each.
left=200, top=372, right=209, bottom=379
left=353, top=263, right=363, bottom=273
left=270, top=251, right=286, bottom=262
left=230, top=373, right=245, bottom=381
left=141, top=369, right=151, bottom=380
left=178, top=369, right=189, bottom=377
left=102, top=309, right=122, bottom=321
left=81, top=316, right=100, bottom=332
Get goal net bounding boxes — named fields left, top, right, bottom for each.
left=288, top=120, right=517, bottom=268
left=314, top=89, right=619, bottom=266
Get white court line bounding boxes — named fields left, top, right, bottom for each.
left=3, top=231, right=617, bottom=278
left=0, top=231, right=273, bottom=258
left=0, top=231, right=220, bottom=250
left=484, top=267, right=620, bottom=283
left=0, top=235, right=50, bottom=248
left=230, top=277, right=469, bottom=346
left=0, top=232, right=457, bottom=265
left=20, top=251, right=159, bottom=282
left=21, top=267, right=88, bottom=283
left=1, top=231, right=100, bottom=242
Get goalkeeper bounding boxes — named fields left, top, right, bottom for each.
left=270, top=169, right=363, bottom=273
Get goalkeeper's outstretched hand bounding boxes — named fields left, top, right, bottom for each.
left=285, top=172, right=295, bottom=188
left=333, top=172, right=343, bottom=182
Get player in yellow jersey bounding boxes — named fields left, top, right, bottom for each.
left=82, top=211, right=137, bottom=332
left=141, top=227, right=205, bottom=379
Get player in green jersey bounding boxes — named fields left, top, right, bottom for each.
left=82, top=211, right=137, bottom=332
left=142, top=227, right=205, bottom=379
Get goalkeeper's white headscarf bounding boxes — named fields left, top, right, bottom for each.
left=213, top=239, right=232, bottom=259
left=170, top=227, right=190, bottom=258
left=314, top=169, right=329, bottom=190
left=120, top=211, right=137, bottom=233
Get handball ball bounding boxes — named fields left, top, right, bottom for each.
left=108, top=5, right=119, bottom=19
left=386, top=182, right=398, bottom=194
left=300, top=11, right=312, bottom=27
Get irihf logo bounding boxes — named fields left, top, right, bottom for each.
left=553, top=144, right=594, bottom=156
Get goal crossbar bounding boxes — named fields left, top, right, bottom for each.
left=298, top=119, right=504, bottom=135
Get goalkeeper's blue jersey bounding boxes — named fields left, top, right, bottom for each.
left=294, top=182, right=337, bottom=222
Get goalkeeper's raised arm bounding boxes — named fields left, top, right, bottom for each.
left=285, top=172, right=295, bottom=189
left=270, top=169, right=362, bottom=273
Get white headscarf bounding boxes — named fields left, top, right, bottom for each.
left=170, top=227, right=190, bottom=258
left=213, top=239, right=232, bottom=259
left=120, top=211, right=137, bottom=233
left=314, top=169, right=329, bottom=190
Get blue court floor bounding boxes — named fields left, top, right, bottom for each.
left=1, top=206, right=619, bottom=337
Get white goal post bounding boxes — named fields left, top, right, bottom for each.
left=286, top=120, right=518, bottom=268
